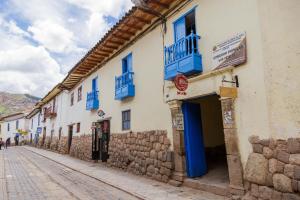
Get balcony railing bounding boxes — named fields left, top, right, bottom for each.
left=164, top=32, right=203, bottom=80
left=44, top=107, right=57, bottom=119
left=115, top=72, right=135, bottom=100
left=86, top=90, right=99, bottom=110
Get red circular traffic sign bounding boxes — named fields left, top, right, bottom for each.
left=174, top=74, right=188, bottom=91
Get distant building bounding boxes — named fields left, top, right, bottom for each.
left=0, top=113, right=29, bottom=145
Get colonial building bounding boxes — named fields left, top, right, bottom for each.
left=0, top=113, right=29, bottom=144
left=28, top=0, right=300, bottom=199
left=26, top=108, right=42, bottom=145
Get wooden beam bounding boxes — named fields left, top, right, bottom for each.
left=138, top=7, right=160, bottom=17
left=93, top=51, right=110, bottom=57
left=97, top=49, right=113, bottom=54
left=112, top=34, right=131, bottom=41
left=132, top=16, right=151, bottom=24
left=122, top=23, right=143, bottom=31
left=117, top=28, right=136, bottom=36
left=149, top=0, right=169, bottom=9
left=107, top=40, right=124, bottom=46
left=102, top=44, right=119, bottom=50
left=86, top=57, right=101, bottom=62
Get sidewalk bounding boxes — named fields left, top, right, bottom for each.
left=24, top=146, right=227, bottom=200
left=0, top=150, right=7, bottom=200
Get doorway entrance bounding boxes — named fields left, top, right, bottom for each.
left=42, top=127, right=46, bottom=146
left=67, top=125, right=73, bottom=153
left=182, top=95, right=229, bottom=188
left=92, top=120, right=110, bottom=162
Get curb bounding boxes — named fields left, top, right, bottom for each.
left=23, top=146, right=147, bottom=200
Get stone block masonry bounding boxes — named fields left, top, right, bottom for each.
left=108, top=130, right=174, bottom=183
left=57, top=136, right=68, bottom=154
left=50, top=137, right=59, bottom=151
left=244, top=136, right=300, bottom=200
left=43, top=136, right=51, bottom=149
left=69, top=135, right=92, bottom=161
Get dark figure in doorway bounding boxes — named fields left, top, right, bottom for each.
left=14, top=135, right=19, bottom=146
left=0, top=138, right=2, bottom=150
left=5, top=138, right=10, bottom=148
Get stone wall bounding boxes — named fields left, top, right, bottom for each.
left=243, top=136, right=300, bottom=200
left=57, top=136, right=68, bottom=154
left=69, top=135, right=92, bottom=161
left=43, top=136, right=51, bottom=149
left=50, top=137, right=59, bottom=151
left=108, top=130, right=173, bottom=183
left=37, top=137, right=44, bottom=148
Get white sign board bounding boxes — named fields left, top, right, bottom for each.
left=213, top=32, right=247, bottom=69
left=173, top=113, right=184, bottom=131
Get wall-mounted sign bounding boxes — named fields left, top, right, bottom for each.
left=213, top=32, right=247, bottom=70
left=173, top=113, right=184, bottom=131
left=97, top=109, right=105, bottom=117
left=220, top=86, right=238, bottom=98
left=36, top=127, right=42, bottom=134
left=174, top=74, right=188, bottom=95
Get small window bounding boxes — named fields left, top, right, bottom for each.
left=76, top=123, right=80, bottom=133
left=16, top=120, right=19, bottom=129
left=70, top=92, right=74, bottom=106
left=78, top=86, right=82, bottom=102
left=122, top=110, right=131, bottom=130
left=7, top=123, right=10, bottom=131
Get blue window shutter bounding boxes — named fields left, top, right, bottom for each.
left=174, top=17, right=186, bottom=42
left=127, top=53, right=133, bottom=72
left=122, top=53, right=132, bottom=73
left=92, top=77, right=97, bottom=91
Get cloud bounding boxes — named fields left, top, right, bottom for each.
left=0, top=0, right=133, bottom=97
left=0, top=45, right=64, bottom=97
left=28, top=20, right=84, bottom=54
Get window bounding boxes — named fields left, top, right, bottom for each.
left=122, top=53, right=132, bottom=74
left=76, top=123, right=80, bottom=133
left=7, top=123, right=10, bottom=131
left=31, top=118, right=33, bottom=129
left=78, top=86, right=82, bottom=102
left=16, top=120, right=19, bottom=129
left=70, top=92, right=74, bottom=106
left=122, top=110, right=131, bottom=130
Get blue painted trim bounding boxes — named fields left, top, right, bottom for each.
left=172, top=5, right=198, bottom=41
left=122, top=52, right=133, bottom=73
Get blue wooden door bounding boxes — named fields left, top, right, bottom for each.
left=182, top=102, right=207, bottom=177
left=174, top=17, right=186, bottom=42
left=174, top=17, right=186, bottom=59
left=122, top=53, right=132, bottom=74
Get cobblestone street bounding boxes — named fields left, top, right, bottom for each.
left=0, top=147, right=225, bottom=200
left=0, top=147, right=139, bottom=200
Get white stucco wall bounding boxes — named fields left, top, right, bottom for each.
left=61, top=26, right=173, bottom=140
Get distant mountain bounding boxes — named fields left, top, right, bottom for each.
left=0, top=92, right=40, bottom=117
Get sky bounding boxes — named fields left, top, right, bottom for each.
left=0, top=0, right=133, bottom=97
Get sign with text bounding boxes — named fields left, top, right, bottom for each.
left=173, top=113, right=184, bottom=131
left=213, top=32, right=247, bottom=70
left=174, top=74, right=188, bottom=95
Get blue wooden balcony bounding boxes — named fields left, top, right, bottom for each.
left=164, top=32, right=203, bottom=80
left=115, top=72, right=135, bottom=100
left=86, top=90, right=99, bottom=110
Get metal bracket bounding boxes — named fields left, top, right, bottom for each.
left=222, top=75, right=239, bottom=88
